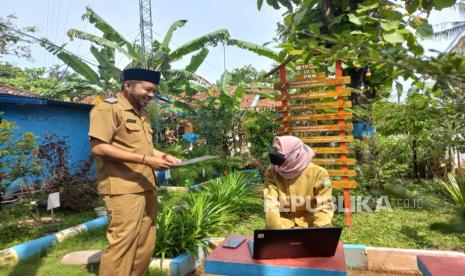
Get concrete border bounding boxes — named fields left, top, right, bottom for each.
left=365, top=246, right=465, bottom=274
left=0, top=216, right=109, bottom=266
left=343, top=244, right=367, bottom=269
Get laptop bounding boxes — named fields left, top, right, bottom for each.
left=248, top=227, right=342, bottom=259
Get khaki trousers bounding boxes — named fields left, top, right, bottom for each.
left=100, top=190, right=157, bottom=276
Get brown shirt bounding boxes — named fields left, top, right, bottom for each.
left=263, top=163, right=334, bottom=228
left=88, top=92, right=156, bottom=195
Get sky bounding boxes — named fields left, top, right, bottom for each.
left=1, top=1, right=463, bottom=83
left=1, top=0, right=284, bottom=82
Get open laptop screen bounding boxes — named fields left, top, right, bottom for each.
left=250, top=227, right=342, bottom=259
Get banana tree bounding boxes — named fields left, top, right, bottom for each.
left=41, top=6, right=280, bottom=98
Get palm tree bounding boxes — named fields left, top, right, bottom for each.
left=41, top=6, right=280, bottom=98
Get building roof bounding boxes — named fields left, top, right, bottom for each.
left=0, top=83, right=39, bottom=98
left=0, top=83, right=93, bottom=109
left=174, top=85, right=279, bottom=110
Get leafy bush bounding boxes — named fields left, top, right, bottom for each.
left=436, top=174, right=465, bottom=211
left=206, top=172, right=257, bottom=216
left=35, top=134, right=98, bottom=211
left=355, top=135, right=411, bottom=189
left=243, top=111, right=278, bottom=161
left=166, top=156, right=248, bottom=187
left=431, top=174, right=465, bottom=233
left=155, top=193, right=231, bottom=258
left=155, top=172, right=259, bottom=258
left=0, top=115, right=40, bottom=206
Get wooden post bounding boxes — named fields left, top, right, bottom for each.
left=336, top=60, right=352, bottom=227
left=280, top=65, right=289, bottom=135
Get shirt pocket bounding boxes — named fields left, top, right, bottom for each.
left=120, top=122, right=144, bottom=148
left=125, top=122, right=141, bottom=132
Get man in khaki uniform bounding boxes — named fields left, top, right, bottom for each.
left=88, top=68, right=181, bottom=276
left=264, top=136, right=334, bottom=228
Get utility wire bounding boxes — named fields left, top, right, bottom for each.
left=0, top=22, right=100, bottom=67
left=61, top=0, right=72, bottom=44
left=54, top=0, right=63, bottom=45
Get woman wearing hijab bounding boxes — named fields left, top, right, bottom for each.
left=263, top=135, right=334, bottom=228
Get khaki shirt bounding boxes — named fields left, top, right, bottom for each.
left=88, top=92, right=156, bottom=195
left=263, top=163, right=334, bottom=228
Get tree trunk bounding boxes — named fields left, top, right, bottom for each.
left=319, top=0, right=334, bottom=26
left=457, top=147, right=464, bottom=177
left=412, top=138, right=419, bottom=178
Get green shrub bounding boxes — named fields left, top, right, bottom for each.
left=355, top=135, right=411, bottom=189
left=167, top=157, right=248, bottom=187
left=155, top=172, right=259, bottom=258
left=431, top=174, right=465, bottom=233
left=436, top=174, right=465, bottom=211
left=155, top=193, right=231, bottom=258
left=206, top=172, right=256, bottom=216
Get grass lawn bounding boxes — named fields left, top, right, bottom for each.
left=223, top=206, right=465, bottom=251
left=1, top=186, right=464, bottom=275
left=0, top=227, right=167, bottom=276
left=0, top=204, right=97, bottom=249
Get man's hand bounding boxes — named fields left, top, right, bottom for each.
left=144, top=155, right=177, bottom=170
left=164, top=154, right=182, bottom=165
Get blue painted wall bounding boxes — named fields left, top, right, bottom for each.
left=0, top=101, right=92, bottom=173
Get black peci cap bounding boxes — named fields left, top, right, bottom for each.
left=121, top=68, right=161, bottom=84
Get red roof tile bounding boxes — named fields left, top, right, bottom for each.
left=0, top=83, right=41, bottom=98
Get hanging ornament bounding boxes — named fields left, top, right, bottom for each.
left=365, top=67, right=372, bottom=78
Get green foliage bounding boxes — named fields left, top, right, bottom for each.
left=165, top=155, right=247, bottom=187
left=41, top=38, right=101, bottom=85
left=219, top=64, right=272, bottom=85
left=436, top=174, right=465, bottom=210
left=227, top=39, right=280, bottom=61
left=155, top=172, right=256, bottom=258
left=205, top=172, right=256, bottom=215
left=432, top=173, right=465, bottom=233
left=0, top=14, right=36, bottom=59
left=355, top=135, right=411, bottom=189
left=258, top=0, right=465, bottom=94
left=243, top=111, right=278, bottom=161
left=185, top=48, right=209, bottom=73
left=188, top=85, right=248, bottom=156
left=0, top=115, right=40, bottom=202
left=169, top=29, right=230, bottom=60
left=39, top=6, right=280, bottom=99
left=155, top=193, right=231, bottom=259
left=0, top=203, right=96, bottom=248
left=0, top=63, right=88, bottom=100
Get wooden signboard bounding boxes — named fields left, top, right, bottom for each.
left=295, top=72, right=326, bottom=81
left=301, top=135, right=354, bottom=143
left=312, top=147, right=355, bottom=154
left=295, top=64, right=316, bottom=71
left=327, top=170, right=357, bottom=177
left=275, top=101, right=352, bottom=112
left=274, top=76, right=351, bottom=90
left=312, top=158, right=357, bottom=165
left=331, top=181, right=357, bottom=189
left=274, top=61, right=355, bottom=227
left=277, top=123, right=353, bottom=133
left=275, top=89, right=351, bottom=101
left=276, top=113, right=352, bottom=122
